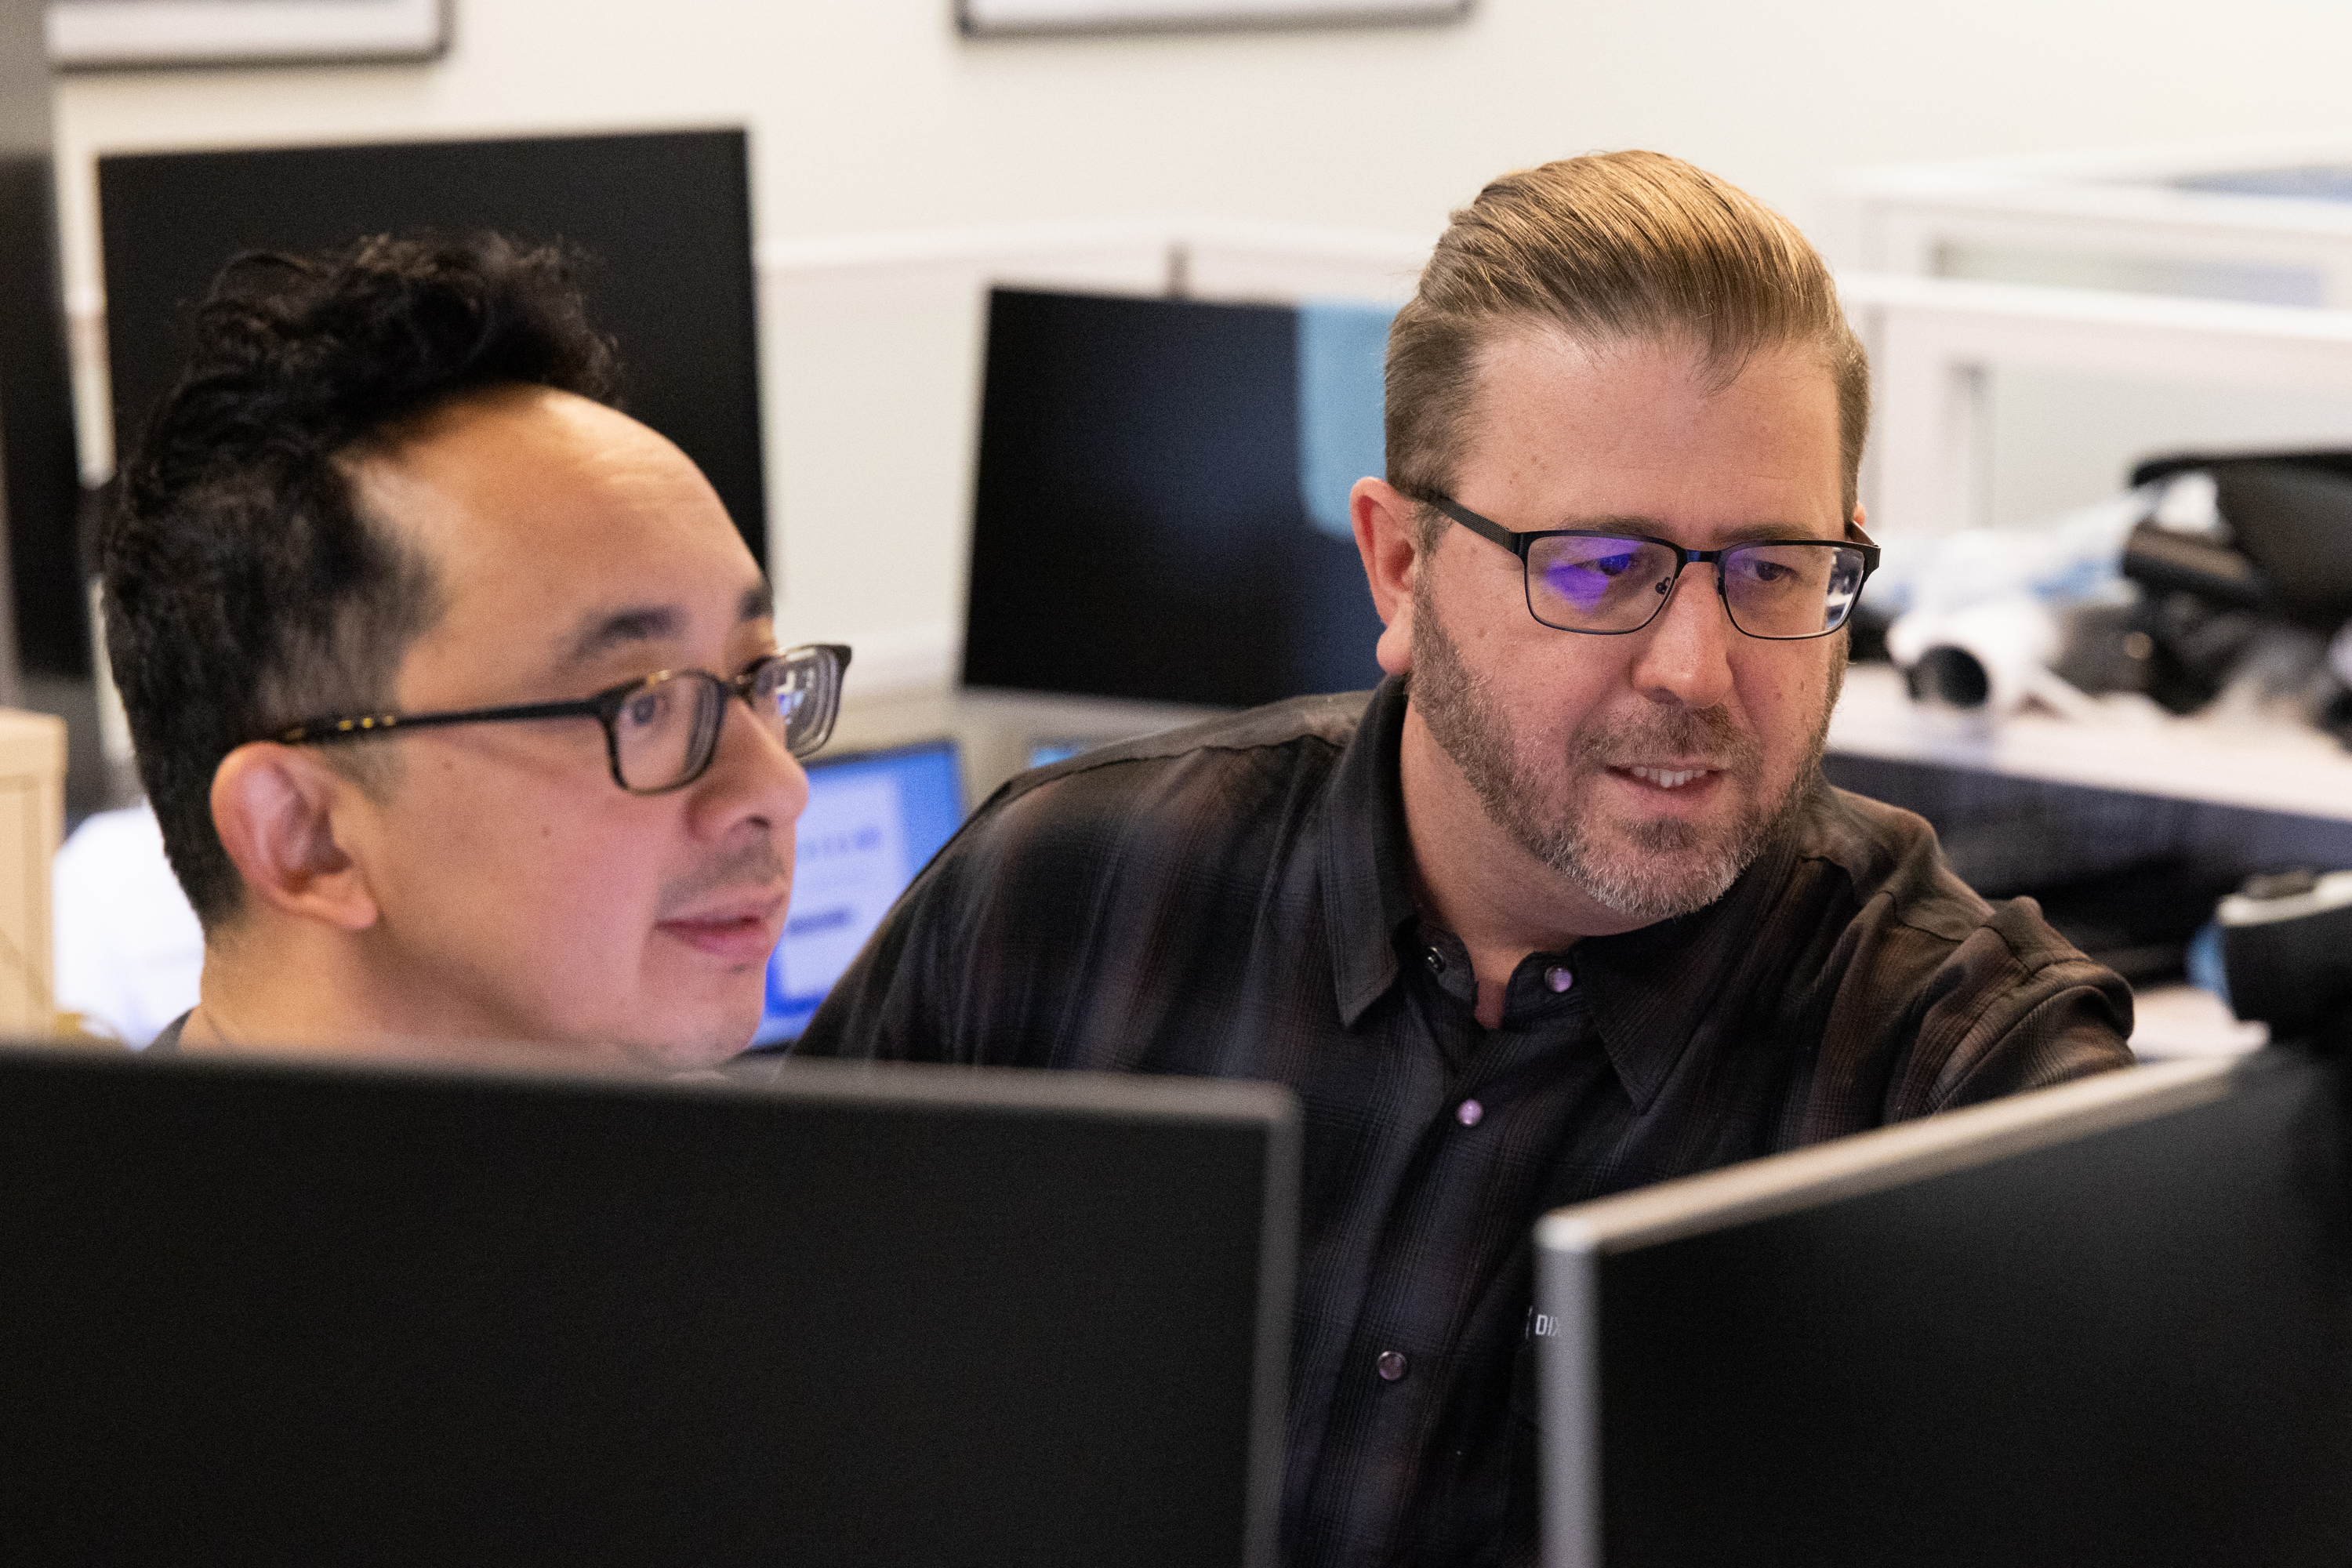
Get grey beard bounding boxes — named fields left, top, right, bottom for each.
left=1409, top=578, right=1835, bottom=924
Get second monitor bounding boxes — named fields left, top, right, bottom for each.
left=1537, top=1048, right=2352, bottom=1567
left=757, top=737, right=966, bottom=1044
left=964, top=288, right=1390, bottom=710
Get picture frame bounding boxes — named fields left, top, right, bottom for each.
left=49, top=0, right=451, bottom=71
left=959, top=0, right=1471, bottom=37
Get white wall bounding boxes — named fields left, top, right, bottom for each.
left=51, top=0, right=2352, bottom=688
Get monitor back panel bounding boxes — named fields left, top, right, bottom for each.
left=97, top=129, right=768, bottom=565
left=0, top=1048, right=1295, bottom=1566
left=1549, top=1051, right=2352, bottom=1568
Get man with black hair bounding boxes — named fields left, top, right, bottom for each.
left=104, top=234, right=844, bottom=1065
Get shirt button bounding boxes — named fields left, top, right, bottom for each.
left=1375, top=1349, right=1410, bottom=1382
left=1456, top=1098, right=1484, bottom=1127
left=1545, top=964, right=1575, bottom=993
left=1424, top=948, right=1446, bottom=973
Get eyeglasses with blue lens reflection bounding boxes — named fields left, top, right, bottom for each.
left=1422, top=493, right=1879, bottom=641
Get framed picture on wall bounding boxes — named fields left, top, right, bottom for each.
left=49, top=0, right=451, bottom=70
left=960, top=0, right=1470, bottom=34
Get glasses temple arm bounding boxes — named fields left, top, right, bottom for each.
left=274, top=695, right=608, bottom=746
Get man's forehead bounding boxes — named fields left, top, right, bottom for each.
left=1471, top=322, right=1837, bottom=412
left=353, top=387, right=771, bottom=681
left=355, top=387, right=687, bottom=521
left=1460, top=327, right=1843, bottom=524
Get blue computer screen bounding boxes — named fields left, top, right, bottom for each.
left=753, top=739, right=965, bottom=1046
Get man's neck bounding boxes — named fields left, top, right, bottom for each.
left=1395, top=704, right=1648, bottom=1029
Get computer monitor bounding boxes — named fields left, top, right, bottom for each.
left=0, top=1044, right=1296, bottom=1566
left=1536, top=1049, right=2352, bottom=1567
left=96, top=129, right=768, bottom=566
left=756, top=738, right=965, bottom=1045
left=963, top=288, right=1388, bottom=708
left=1028, top=736, right=1109, bottom=768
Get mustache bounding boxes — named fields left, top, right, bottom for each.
left=655, top=833, right=789, bottom=916
left=1575, top=704, right=1759, bottom=771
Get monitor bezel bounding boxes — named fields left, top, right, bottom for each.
left=1534, top=1055, right=2243, bottom=1568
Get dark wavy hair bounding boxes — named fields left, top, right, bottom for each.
left=103, top=233, right=621, bottom=929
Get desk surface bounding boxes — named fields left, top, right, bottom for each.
left=1828, top=663, right=2352, bottom=822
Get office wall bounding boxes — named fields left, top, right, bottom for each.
left=49, top=0, right=2352, bottom=692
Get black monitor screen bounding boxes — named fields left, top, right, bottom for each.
left=97, top=129, right=767, bottom=564
left=964, top=287, right=1388, bottom=708
left=0, top=1046, right=1295, bottom=1566
left=1539, top=1050, right=2352, bottom=1567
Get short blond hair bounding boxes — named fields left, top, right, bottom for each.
left=1386, top=150, right=1868, bottom=534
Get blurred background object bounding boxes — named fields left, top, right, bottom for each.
left=4, top=0, right=76, bottom=705
left=50, top=798, right=194, bottom=1045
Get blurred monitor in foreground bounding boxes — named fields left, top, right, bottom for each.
left=757, top=739, right=964, bottom=1045
left=0, top=1044, right=1297, bottom=1566
left=963, top=288, right=1390, bottom=708
left=97, top=129, right=768, bottom=566
left=1538, top=1047, right=2352, bottom=1568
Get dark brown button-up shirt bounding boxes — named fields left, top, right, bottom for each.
left=797, top=677, right=2134, bottom=1567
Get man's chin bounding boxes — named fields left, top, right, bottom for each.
left=1548, top=813, right=1752, bottom=924
left=1570, top=853, right=1744, bottom=924
left=587, top=985, right=764, bottom=1072
left=616, top=1019, right=757, bottom=1072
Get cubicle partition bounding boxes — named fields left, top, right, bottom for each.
left=1828, top=136, right=2352, bottom=307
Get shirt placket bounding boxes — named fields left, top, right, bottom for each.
left=1306, top=934, right=1595, bottom=1560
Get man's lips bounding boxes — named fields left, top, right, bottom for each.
left=655, top=891, right=789, bottom=964
left=1608, top=762, right=1727, bottom=793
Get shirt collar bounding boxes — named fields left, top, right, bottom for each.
left=1315, top=673, right=1809, bottom=1110
left=1319, top=677, right=1418, bottom=1027
left=1566, top=826, right=1804, bottom=1111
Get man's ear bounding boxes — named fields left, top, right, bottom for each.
left=1352, top=477, right=1426, bottom=677
left=210, top=743, right=382, bottom=932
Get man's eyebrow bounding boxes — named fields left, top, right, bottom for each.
left=564, top=604, right=684, bottom=664
left=738, top=580, right=773, bottom=623
left=1709, top=519, right=1848, bottom=546
left=1550, top=516, right=1844, bottom=546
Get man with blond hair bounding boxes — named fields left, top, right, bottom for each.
left=801, top=153, right=2132, bottom=1565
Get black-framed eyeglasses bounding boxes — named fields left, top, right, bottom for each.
left=1424, top=493, right=1879, bottom=641
left=271, top=643, right=852, bottom=794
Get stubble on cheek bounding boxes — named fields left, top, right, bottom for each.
left=1410, top=577, right=1837, bottom=924
left=653, top=832, right=790, bottom=919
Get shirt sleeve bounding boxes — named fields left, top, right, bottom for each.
left=1901, top=898, right=2137, bottom=1114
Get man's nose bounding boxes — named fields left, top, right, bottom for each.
left=1627, top=563, right=1736, bottom=709
left=697, top=691, right=812, bottom=831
